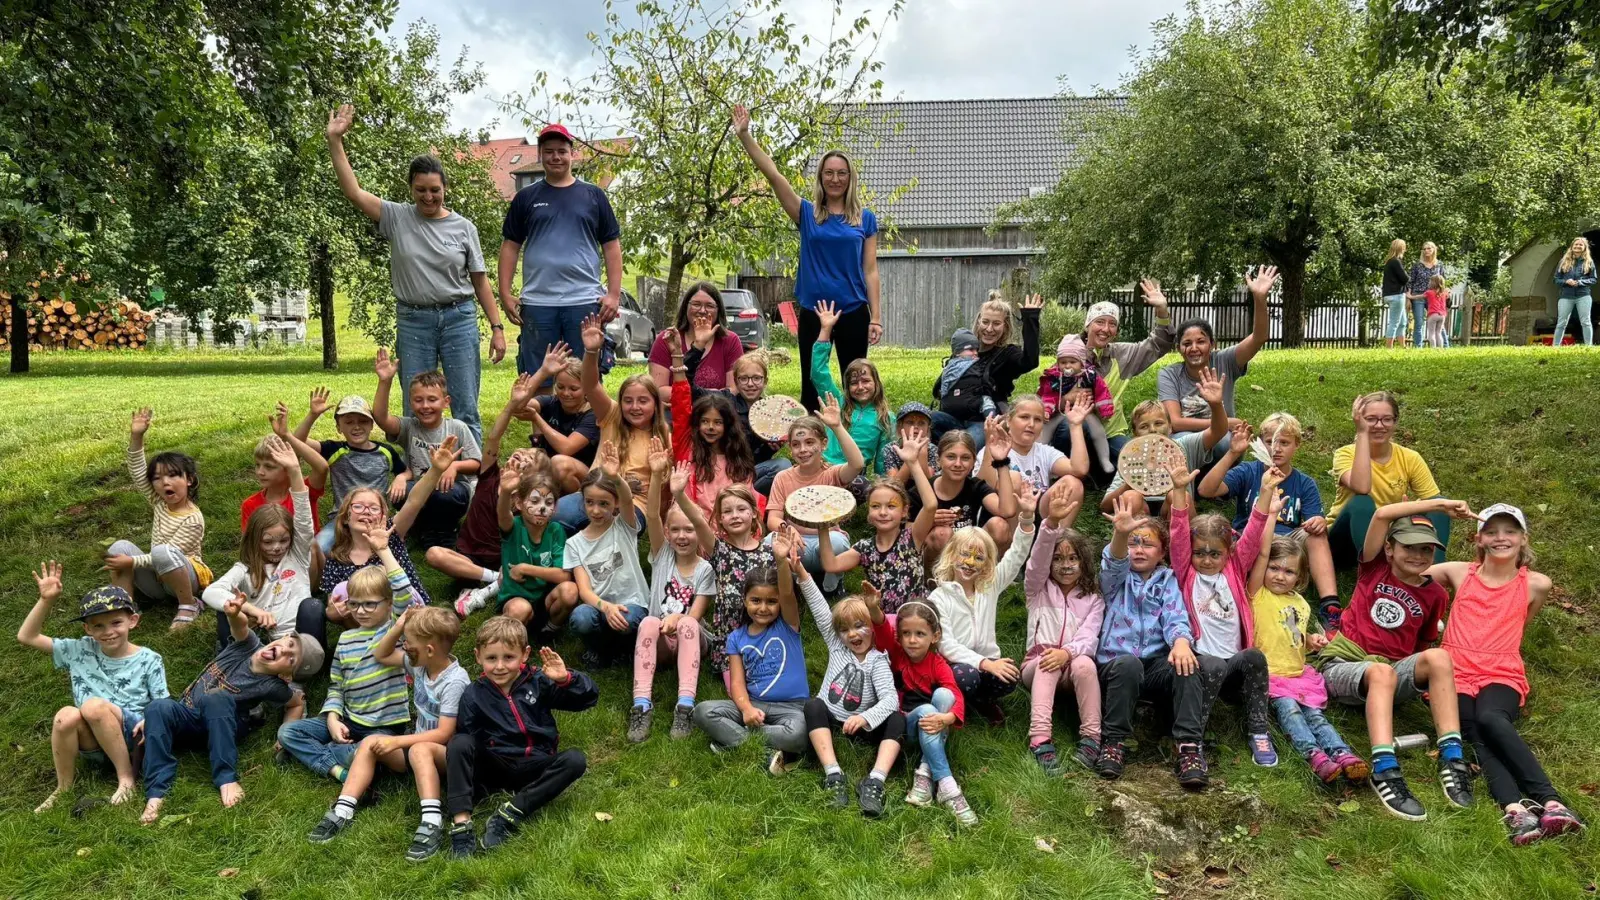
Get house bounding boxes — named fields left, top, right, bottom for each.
left=1501, top=227, right=1600, bottom=344
left=468, top=136, right=633, bottom=201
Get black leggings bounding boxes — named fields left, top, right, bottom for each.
left=802, top=697, right=907, bottom=747
left=797, top=303, right=871, bottom=413
left=1458, top=684, right=1561, bottom=808
left=216, top=596, right=329, bottom=675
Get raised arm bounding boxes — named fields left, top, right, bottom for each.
left=580, top=314, right=615, bottom=422
left=811, top=302, right=843, bottom=403
left=372, top=608, right=412, bottom=669
left=393, top=436, right=458, bottom=539
left=488, top=372, right=539, bottom=466
left=127, top=407, right=154, bottom=502
left=293, top=387, right=329, bottom=442
left=1197, top=367, right=1229, bottom=450
left=18, top=561, right=63, bottom=653
left=325, top=105, right=382, bottom=221
left=818, top=396, right=864, bottom=482
left=672, top=463, right=717, bottom=557
left=773, top=527, right=804, bottom=630
left=645, top=439, right=672, bottom=557
left=1234, top=265, right=1276, bottom=365
left=814, top=521, right=860, bottom=575
left=1363, top=497, right=1476, bottom=564
left=905, top=434, right=939, bottom=547
left=1199, top=420, right=1251, bottom=499
left=732, top=105, right=801, bottom=224
left=1059, top=393, right=1093, bottom=480
left=1247, top=514, right=1273, bottom=596
left=372, top=348, right=402, bottom=438
left=496, top=456, right=524, bottom=534
left=1339, top=399, right=1373, bottom=495
left=274, top=402, right=330, bottom=489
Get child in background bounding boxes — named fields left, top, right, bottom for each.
left=374, top=350, right=484, bottom=549
left=1430, top=504, right=1585, bottom=844
left=627, top=452, right=715, bottom=743
left=883, top=402, right=940, bottom=486
left=1247, top=532, right=1367, bottom=784
left=1021, top=488, right=1104, bottom=774
left=677, top=483, right=772, bottom=685
left=1168, top=464, right=1279, bottom=768
left=1315, top=497, right=1479, bottom=821
left=293, top=389, right=408, bottom=553
left=106, top=407, right=211, bottom=630
left=814, top=300, right=895, bottom=492
left=869, top=599, right=974, bottom=825
left=764, top=400, right=865, bottom=592
left=979, top=394, right=1088, bottom=507
left=307, top=607, right=470, bottom=860
left=666, top=331, right=758, bottom=519
left=476, top=456, right=578, bottom=635
left=1424, top=275, right=1449, bottom=348
left=277, top=522, right=420, bottom=782
left=816, top=432, right=939, bottom=616
left=20, top=567, right=167, bottom=812
left=244, top=410, right=325, bottom=533
left=446, top=618, right=597, bottom=858
left=522, top=345, right=599, bottom=495
left=566, top=442, right=651, bottom=666
left=932, top=329, right=996, bottom=444
left=1099, top=370, right=1228, bottom=518
left=140, top=595, right=319, bottom=824
left=927, top=483, right=1038, bottom=725
left=917, top=427, right=1018, bottom=560
left=1039, top=334, right=1116, bottom=472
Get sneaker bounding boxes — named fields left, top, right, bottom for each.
left=1332, top=750, right=1370, bottom=782
left=1096, top=741, right=1127, bottom=780
left=1438, top=758, right=1474, bottom=808
left=1308, top=749, right=1342, bottom=783
left=1174, top=743, right=1209, bottom=790
left=937, top=783, right=979, bottom=826
left=823, top=772, right=849, bottom=808
left=974, top=700, right=1006, bottom=727
left=626, top=704, right=653, bottom=744
left=454, top=583, right=493, bottom=618
left=1249, top=733, right=1279, bottom=767
left=448, top=821, right=478, bottom=858
left=857, top=777, right=886, bottom=817
left=406, top=821, right=446, bottom=862
left=482, top=804, right=521, bottom=850
left=766, top=749, right=801, bottom=776
left=905, top=768, right=934, bottom=807
left=1371, top=768, right=1427, bottom=821
left=1319, top=601, right=1343, bottom=633
left=307, top=812, right=350, bottom=844
left=1032, top=742, right=1062, bottom=777
left=1539, top=801, right=1586, bottom=837
left=1072, top=738, right=1100, bottom=771
left=669, top=704, right=695, bottom=740
left=1504, top=805, right=1544, bottom=846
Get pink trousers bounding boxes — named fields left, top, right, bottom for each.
left=1021, top=653, right=1101, bottom=746
left=633, top=615, right=703, bottom=702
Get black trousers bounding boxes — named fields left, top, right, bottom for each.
left=1459, top=685, right=1561, bottom=808
left=445, top=733, right=587, bottom=818
left=1198, top=649, right=1272, bottom=735
left=797, top=303, right=871, bottom=413
left=803, top=697, right=907, bottom=747
left=1100, top=654, right=1211, bottom=744
left=950, top=662, right=1020, bottom=706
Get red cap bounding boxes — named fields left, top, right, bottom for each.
left=537, top=123, right=574, bottom=145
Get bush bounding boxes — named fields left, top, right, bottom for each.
left=1039, top=300, right=1087, bottom=356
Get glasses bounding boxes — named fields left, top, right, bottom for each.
left=736, top=375, right=767, bottom=386
left=350, top=503, right=381, bottom=515
left=348, top=600, right=385, bottom=613
left=1362, top=416, right=1397, bottom=427
left=688, top=302, right=718, bottom=313
left=1191, top=547, right=1225, bottom=560
left=1127, top=536, right=1159, bottom=549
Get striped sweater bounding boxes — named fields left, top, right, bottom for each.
left=127, top=444, right=206, bottom=565
left=321, top=568, right=416, bottom=727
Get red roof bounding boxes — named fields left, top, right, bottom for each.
left=467, top=136, right=633, bottom=200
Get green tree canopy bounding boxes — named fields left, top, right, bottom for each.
left=1372, top=0, right=1600, bottom=99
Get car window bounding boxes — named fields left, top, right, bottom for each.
left=722, top=291, right=754, bottom=310
left=621, top=293, right=640, bottom=313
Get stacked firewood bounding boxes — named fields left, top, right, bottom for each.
left=0, top=294, right=152, bottom=350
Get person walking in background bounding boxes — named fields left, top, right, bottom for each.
left=733, top=104, right=881, bottom=412
left=1381, top=239, right=1409, bottom=349
left=1553, top=236, right=1595, bottom=347
left=1405, top=242, right=1442, bottom=349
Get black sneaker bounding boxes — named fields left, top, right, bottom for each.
left=626, top=704, right=653, bottom=743
left=1032, top=742, right=1062, bottom=776
left=307, top=812, right=350, bottom=844
left=669, top=704, right=694, bottom=740
left=1438, top=758, right=1474, bottom=808
left=823, top=772, right=849, bottom=808
left=580, top=649, right=604, bottom=670
left=482, top=803, right=521, bottom=850
left=1174, top=742, right=1209, bottom=791
left=1371, top=767, right=1427, bottom=821
left=1072, top=738, right=1101, bottom=771
left=1096, top=740, right=1127, bottom=780
left=857, top=777, right=886, bottom=817
left=406, top=821, right=446, bottom=861
left=448, top=821, right=478, bottom=858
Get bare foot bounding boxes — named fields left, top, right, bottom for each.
left=34, top=790, right=61, bottom=814
left=141, top=798, right=164, bottom=825
left=110, top=781, right=136, bottom=805
left=219, top=782, right=244, bottom=808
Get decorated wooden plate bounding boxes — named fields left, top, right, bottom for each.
left=784, top=484, right=857, bottom=528
left=749, top=395, right=806, bottom=442
left=1117, top=434, right=1188, bottom=496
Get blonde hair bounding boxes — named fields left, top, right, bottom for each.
left=253, top=436, right=282, bottom=465
left=732, top=351, right=769, bottom=380
left=935, top=526, right=999, bottom=591
left=1131, top=400, right=1168, bottom=431
left=842, top=358, right=892, bottom=436
left=554, top=357, right=586, bottom=389
left=812, top=150, right=864, bottom=227
left=241, top=504, right=296, bottom=592
left=971, top=291, right=1015, bottom=349
left=1387, top=238, right=1407, bottom=261
left=713, top=484, right=764, bottom=539
left=601, top=373, right=670, bottom=470
left=1428, top=274, right=1446, bottom=293
left=787, top=415, right=828, bottom=445
left=405, top=606, right=461, bottom=651
left=1355, top=390, right=1400, bottom=422
left=1008, top=394, right=1047, bottom=419
left=1560, top=237, right=1594, bottom=276
left=831, top=597, right=873, bottom=634
left=1258, top=412, right=1303, bottom=445
left=1267, top=536, right=1311, bottom=591
left=475, top=615, right=528, bottom=651
left=330, top=487, right=389, bottom=562
left=346, top=566, right=391, bottom=607
left=1475, top=517, right=1534, bottom=568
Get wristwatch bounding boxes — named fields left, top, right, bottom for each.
left=490, top=323, right=505, bottom=331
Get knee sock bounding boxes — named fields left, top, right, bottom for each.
left=420, top=799, right=443, bottom=828
left=1437, top=732, right=1463, bottom=762
left=1371, top=744, right=1398, bottom=774
left=332, top=795, right=358, bottom=821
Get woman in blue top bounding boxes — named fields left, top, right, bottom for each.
left=1553, top=236, right=1595, bottom=347
left=734, top=104, right=881, bottom=413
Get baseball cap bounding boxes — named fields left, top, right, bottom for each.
left=1386, top=515, right=1443, bottom=548
left=537, top=123, right=574, bottom=145
left=334, top=395, right=373, bottom=420
left=896, top=401, right=934, bottom=423
left=1086, top=301, right=1120, bottom=325
left=1477, top=502, right=1527, bottom=533
left=74, top=586, right=139, bottom=622
left=293, top=633, right=326, bottom=679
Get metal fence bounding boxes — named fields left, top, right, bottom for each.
left=1086, top=287, right=1379, bottom=349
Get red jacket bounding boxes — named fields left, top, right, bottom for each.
left=872, top=618, right=965, bottom=723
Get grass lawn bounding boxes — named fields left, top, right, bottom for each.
left=1, top=344, right=1598, bottom=899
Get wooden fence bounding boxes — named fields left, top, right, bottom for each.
left=1098, top=288, right=1378, bottom=349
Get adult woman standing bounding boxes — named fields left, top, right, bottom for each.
left=326, top=104, right=505, bottom=442
left=1156, top=266, right=1276, bottom=435
left=1552, top=236, right=1596, bottom=347
left=733, top=104, right=880, bottom=412
left=647, top=282, right=744, bottom=402
left=1405, top=241, right=1443, bottom=349
left=1381, top=239, right=1409, bottom=349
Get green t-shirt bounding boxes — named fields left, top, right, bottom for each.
left=500, top=516, right=566, bottom=603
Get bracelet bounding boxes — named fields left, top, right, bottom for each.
left=490, top=323, right=504, bottom=331
left=991, top=457, right=1010, bottom=467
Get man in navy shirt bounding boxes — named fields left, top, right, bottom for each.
left=498, top=124, right=624, bottom=380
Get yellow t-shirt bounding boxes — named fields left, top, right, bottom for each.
left=1328, top=442, right=1439, bottom=520
left=1250, top=586, right=1313, bottom=677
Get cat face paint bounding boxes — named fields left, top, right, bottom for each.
left=520, top=488, right=555, bottom=526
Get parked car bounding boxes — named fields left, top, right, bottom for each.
left=721, top=288, right=768, bottom=350
left=605, top=290, right=655, bottom=359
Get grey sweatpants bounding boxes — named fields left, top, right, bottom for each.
left=693, top=699, right=808, bottom=754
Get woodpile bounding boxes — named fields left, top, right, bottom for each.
left=0, top=294, right=152, bottom=350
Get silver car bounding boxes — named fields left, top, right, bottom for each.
left=721, top=288, right=768, bottom=350
left=605, top=290, right=655, bottom=359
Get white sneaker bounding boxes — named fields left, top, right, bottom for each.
left=454, top=581, right=497, bottom=618
left=905, top=767, right=933, bottom=807
left=936, top=781, right=978, bottom=826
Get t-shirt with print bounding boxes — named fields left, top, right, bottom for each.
left=1105, top=430, right=1222, bottom=500
left=240, top=485, right=324, bottom=533
left=767, top=463, right=847, bottom=537
left=376, top=200, right=486, bottom=307
left=1341, top=557, right=1448, bottom=662
left=854, top=526, right=925, bottom=615
left=395, top=416, right=483, bottom=492
left=726, top=617, right=808, bottom=702
left=1156, top=344, right=1249, bottom=426
left=1222, top=461, right=1323, bottom=534
left=501, top=515, right=565, bottom=603
left=978, top=441, right=1064, bottom=495
left=794, top=199, right=877, bottom=313
left=320, top=440, right=407, bottom=508
left=502, top=179, right=621, bottom=307
left=564, top=515, right=648, bottom=608
left=407, top=659, right=470, bottom=734
left=707, top=540, right=772, bottom=674
left=908, top=476, right=995, bottom=530
left=52, top=638, right=168, bottom=717
left=531, top=395, right=600, bottom=466
left=180, top=632, right=294, bottom=714
left=1328, top=442, right=1440, bottom=520
left=1190, top=573, right=1243, bottom=658
left=1251, top=586, right=1314, bottom=677
left=648, top=544, right=715, bottom=618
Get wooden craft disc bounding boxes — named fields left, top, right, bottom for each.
left=749, top=395, right=806, bottom=442
left=784, top=484, right=857, bottom=528
left=1117, top=434, right=1189, bottom=496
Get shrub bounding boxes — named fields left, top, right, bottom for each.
left=1039, top=300, right=1087, bottom=355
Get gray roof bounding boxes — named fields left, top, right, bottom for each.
left=839, top=96, right=1126, bottom=229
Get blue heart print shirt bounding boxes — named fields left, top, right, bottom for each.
left=726, top=617, right=809, bottom=702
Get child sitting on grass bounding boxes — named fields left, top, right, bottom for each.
left=470, top=455, right=578, bottom=634
left=20, top=566, right=168, bottom=812
left=446, top=617, right=597, bottom=858
left=1098, top=371, right=1228, bottom=519
left=374, top=350, right=484, bottom=550
left=764, top=400, right=865, bottom=592
left=246, top=405, right=326, bottom=535
left=816, top=437, right=938, bottom=616
left=307, top=607, right=471, bottom=862
left=106, top=407, right=211, bottom=630
left=814, top=300, right=895, bottom=493
left=292, top=388, right=407, bottom=553
left=566, top=442, right=651, bottom=667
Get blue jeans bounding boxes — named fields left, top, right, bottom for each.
left=405, top=476, right=472, bottom=548
left=569, top=601, right=648, bottom=660
left=762, top=529, right=850, bottom=592
left=1411, top=298, right=1427, bottom=347
left=753, top=458, right=791, bottom=496
left=553, top=492, right=643, bottom=535
left=277, top=716, right=401, bottom=777
left=906, top=688, right=958, bottom=782
left=519, top=302, right=599, bottom=383
left=1382, top=294, right=1406, bottom=341
left=1270, top=696, right=1351, bottom=758
left=141, top=694, right=254, bottom=798
left=1049, top=420, right=1129, bottom=482
left=396, top=301, right=483, bottom=443
left=1555, top=295, right=1594, bottom=346
left=929, top=412, right=987, bottom=452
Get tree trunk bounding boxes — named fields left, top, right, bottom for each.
left=313, top=241, right=337, bottom=370
left=1278, top=255, right=1308, bottom=348
left=10, top=295, right=28, bottom=373
left=657, top=237, right=689, bottom=328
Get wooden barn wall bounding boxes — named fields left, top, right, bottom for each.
left=879, top=254, right=1035, bottom=349
left=883, top=226, right=1033, bottom=251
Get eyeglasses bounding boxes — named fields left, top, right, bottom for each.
left=688, top=302, right=718, bottom=313
left=348, top=600, right=385, bottom=613
left=1191, top=547, right=1226, bottom=560
left=1362, top=416, right=1397, bottom=427
left=349, top=503, right=381, bottom=515
left=735, top=375, right=767, bottom=386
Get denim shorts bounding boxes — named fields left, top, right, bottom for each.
left=81, top=709, right=143, bottom=765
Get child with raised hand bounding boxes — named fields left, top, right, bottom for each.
left=246, top=406, right=326, bottom=534
left=664, top=329, right=759, bottom=519
left=1168, top=463, right=1279, bottom=768
left=277, top=518, right=421, bottom=783
left=868, top=598, right=974, bottom=825
left=676, top=481, right=772, bottom=685
left=628, top=450, right=716, bottom=743
left=305, top=606, right=470, bottom=859
left=447, top=620, right=597, bottom=858
left=373, top=349, right=484, bottom=550
left=19, top=564, right=167, bottom=812
left=1095, top=491, right=1208, bottom=789
left=692, top=527, right=811, bottom=773
left=729, top=352, right=791, bottom=494
left=1099, top=369, right=1229, bottom=518
left=979, top=393, right=1089, bottom=512
left=918, top=424, right=1019, bottom=561
left=521, top=343, right=599, bottom=494
left=140, top=594, right=318, bottom=824
left=883, top=402, right=940, bottom=486
left=1314, top=496, right=1480, bottom=821
left=294, top=387, right=408, bottom=553
left=1247, top=525, right=1366, bottom=785
left=814, top=299, right=895, bottom=493
left=471, top=454, right=578, bottom=634
left=107, top=407, right=210, bottom=630
left=565, top=440, right=651, bottom=667
left=1021, top=486, right=1104, bottom=774
left=816, top=431, right=939, bottom=616
left=764, top=398, right=865, bottom=592
left=928, top=480, right=1038, bottom=726
left=1430, top=504, right=1585, bottom=844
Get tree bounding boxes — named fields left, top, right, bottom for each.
left=504, top=0, right=902, bottom=320
left=1372, top=0, right=1600, bottom=99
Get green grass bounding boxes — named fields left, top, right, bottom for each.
left=2, top=344, right=1599, bottom=899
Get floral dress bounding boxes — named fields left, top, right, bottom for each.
left=853, top=526, right=925, bottom=615
left=708, top=539, right=773, bottom=673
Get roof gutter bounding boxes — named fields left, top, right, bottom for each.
left=876, top=246, right=1042, bottom=259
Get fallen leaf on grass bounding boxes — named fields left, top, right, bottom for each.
left=1204, top=865, right=1233, bottom=890
left=218, top=869, right=240, bottom=878
left=1578, top=783, right=1597, bottom=796
left=1033, top=836, right=1057, bottom=853
left=1338, top=800, right=1360, bottom=813
left=594, top=811, right=613, bottom=822
left=75, top=848, right=91, bottom=858
left=1153, top=870, right=1173, bottom=881
left=158, top=813, right=193, bottom=828
left=1325, top=854, right=1343, bottom=871
left=1249, top=384, right=1265, bottom=392
left=668, top=777, right=679, bottom=788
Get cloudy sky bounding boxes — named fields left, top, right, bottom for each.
left=392, top=0, right=1187, bottom=135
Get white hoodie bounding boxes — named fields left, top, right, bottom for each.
left=927, top=526, right=1035, bottom=669
left=201, top=488, right=314, bottom=640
